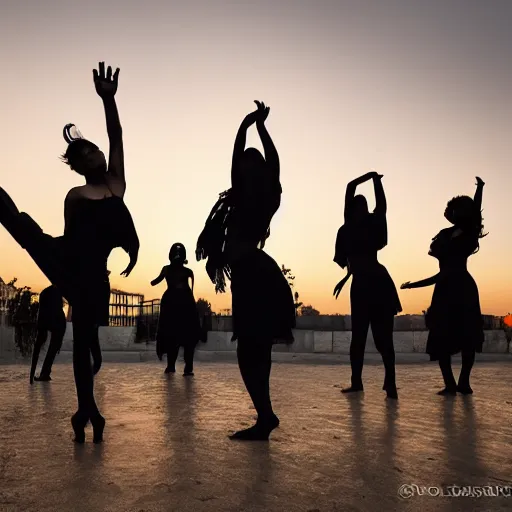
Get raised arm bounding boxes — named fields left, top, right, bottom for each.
left=150, top=267, right=166, bottom=287
left=474, top=177, right=485, bottom=212
left=231, top=108, right=258, bottom=189
left=372, top=174, right=386, bottom=215
left=344, top=172, right=378, bottom=221
left=401, top=274, right=440, bottom=289
left=255, top=101, right=280, bottom=181
left=93, top=62, right=125, bottom=197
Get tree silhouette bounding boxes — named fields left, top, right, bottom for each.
left=281, top=265, right=303, bottom=315
left=300, top=304, right=320, bottom=316
left=6, top=281, right=39, bottom=356
left=196, top=298, right=213, bottom=317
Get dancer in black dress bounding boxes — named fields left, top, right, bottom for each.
left=151, top=243, right=201, bottom=376
left=30, top=285, right=66, bottom=384
left=0, top=62, right=139, bottom=442
left=401, top=177, right=485, bottom=395
left=197, top=101, right=296, bottom=440
left=333, top=172, right=401, bottom=399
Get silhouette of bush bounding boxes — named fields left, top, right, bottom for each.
left=6, top=284, right=39, bottom=357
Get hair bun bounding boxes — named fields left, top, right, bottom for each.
left=63, top=123, right=84, bottom=143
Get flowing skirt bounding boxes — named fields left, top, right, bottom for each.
left=156, top=288, right=201, bottom=356
left=426, top=270, right=484, bottom=360
left=350, top=263, right=402, bottom=316
left=230, top=249, right=295, bottom=344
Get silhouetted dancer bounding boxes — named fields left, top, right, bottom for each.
left=196, top=101, right=295, bottom=441
left=0, top=62, right=139, bottom=443
left=151, top=243, right=201, bottom=376
left=401, top=177, right=486, bottom=396
left=30, top=285, right=66, bottom=384
left=333, top=172, right=401, bottom=399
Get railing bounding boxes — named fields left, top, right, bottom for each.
left=135, top=299, right=161, bottom=342
left=109, top=289, right=145, bottom=327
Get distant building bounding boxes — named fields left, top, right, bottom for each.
left=0, top=277, right=17, bottom=313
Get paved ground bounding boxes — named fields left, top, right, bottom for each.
left=0, top=360, right=511, bottom=512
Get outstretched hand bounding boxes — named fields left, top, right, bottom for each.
left=121, top=257, right=137, bottom=277
left=254, top=100, right=270, bottom=123
left=476, top=177, right=485, bottom=187
left=400, top=282, right=411, bottom=290
left=120, top=266, right=134, bottom=278
left=333, top=274, right=351, bottom=299
left=242, top=100, right=270, bottom=126
left=121, top=262, right=135, bottom=277
left=93, top=62, right=120, bottom=98
left=333, top=281, right=344, bottom=299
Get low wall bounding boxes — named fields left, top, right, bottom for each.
left=209, top=314, right=503, bottom=332
left=1, top=323, right=510, bottom=360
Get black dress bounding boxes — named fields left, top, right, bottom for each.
left=425, top=227, right=484, bottom=360
left=3, top=196, right=139, bottom=325
left=156, top=265, right=201, bottom=356
left=228, top=183, right=296, bottom=344
left=335, top=212, right=402, bottom=318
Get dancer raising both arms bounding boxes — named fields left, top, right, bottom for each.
left=401, top=178, right=486, bottom=395
left=196, top=101, right=295, bottom=440
left=0, top=62, right=139, bottom=443
left=151, top=243, right=202, bottom=376
left=333, top=172, right=401, bottom=399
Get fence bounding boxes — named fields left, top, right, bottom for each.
left=109, top=289, right=145, bottom=327
left=135, top=299, right=161, bottom=342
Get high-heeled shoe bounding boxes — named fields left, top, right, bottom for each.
left=91, top=414, right=105, bottom=444
left=71, top=412, right=88, bottom=444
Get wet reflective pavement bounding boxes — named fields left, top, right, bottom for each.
left=0, top=361, right=511, bottom=511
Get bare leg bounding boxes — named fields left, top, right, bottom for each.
left=457, top=348, right=475, bottom=394
left=30, top=329, right=47, bottom=384
left=438, top=355, right=457, bottom=395
left=230, top=339, right=278, bottom=441
left=165, top=344, right=179, bottom=373
left=183, top=344, right=195, bottom=376
left=90, top=328, right=102, bottom=375
left=38, top=327, right=64, bottom=380
left=343, top=307, right=369, bottom=392
left=371, top=312, right=397, bottom=399
left=71, top=321, right=104, bottom=443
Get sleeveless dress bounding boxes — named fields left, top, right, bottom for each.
left=2, top=196, right=139, bottom=325
left=156, top=265, right=201, bottom=356
left=425, top=227, right=484, bottom=360
left=228, top=183, right=296, bottom=344
left=334, top=212, right=402, bottom=316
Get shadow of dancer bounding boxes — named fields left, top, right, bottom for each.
left=0, top=62, right=140, bottom=443
left=333, top=172, right=401, bottom=399
left=30, top=285, right=66, bottom=384
left=196, top=101, right=295, bottom=441
left=401, top=178, right=486, bottom=396
left=151, top=243, right=201, bottom=376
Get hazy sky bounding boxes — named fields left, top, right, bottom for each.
left=0, top=0, right=511, bottom=315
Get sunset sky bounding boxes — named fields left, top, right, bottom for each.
left=0, top=0, right=511, bottom=315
